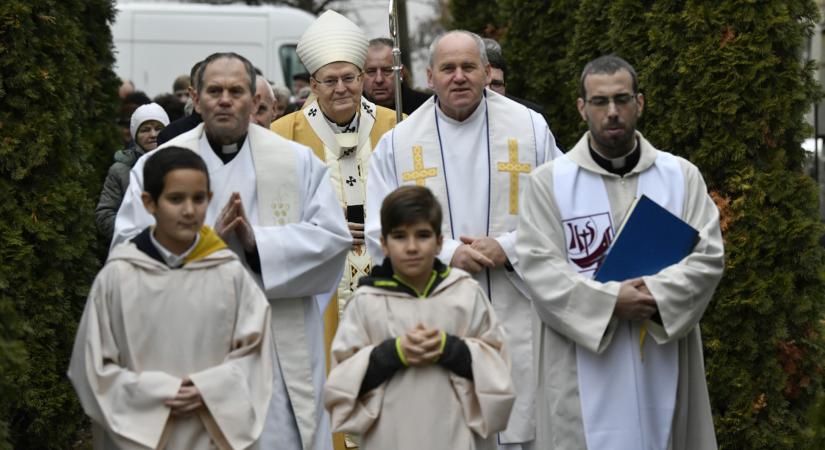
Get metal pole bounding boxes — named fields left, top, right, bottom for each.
left=389, top=0, right=404, bottom=122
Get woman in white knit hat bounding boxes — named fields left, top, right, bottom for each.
left=95, top=102, right=170, bottom=242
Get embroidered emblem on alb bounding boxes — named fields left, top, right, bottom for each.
left=562, top=212, right=613, bottom=275
left=270, top=201, right=291, bottom=225
left=402, top=146, right=438, bottom=186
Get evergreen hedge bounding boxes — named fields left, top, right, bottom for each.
left=0, top=0, right=120, bottom=448
left=453, top=0, right=825, bottom=447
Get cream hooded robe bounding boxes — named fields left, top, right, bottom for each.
left=69, top=228, right=273, bottom=450
left=324, top=267, right=516, bottom=450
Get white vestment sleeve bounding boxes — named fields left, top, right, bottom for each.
left=365, top=134, right=399, bottom=264
left=495, top=231, right=519, bottom=266
left=437, top=238, right=462, bottom=266
left=255, top=149, right=351, bottom=299
left=111, top=158, right=155, bottom=251
left=642, top=162, right=724, bottom=343
left=529, top=108, right=564, bottom=163
left=516, top=167, right=621, bottom=353
left=68, top=266, right=181, bottom=449
left=188, top=266, right=274, bottom=450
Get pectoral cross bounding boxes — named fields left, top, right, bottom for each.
left=497, top=139, right=531, bottom=214
left=401, top=146, right=438, bottom=186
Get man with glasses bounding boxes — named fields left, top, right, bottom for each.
left=363, top=37, right=431, bottom=115
left=365, top=30, right=562, bottom=450
left=483, top=38, right=546, bottom=118
left=516, top=54, right=723, bottom=449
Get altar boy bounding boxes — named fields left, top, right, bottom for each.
left=325, top=186, right=516, bottom=450
left=69, top=147, right=273, bottom=449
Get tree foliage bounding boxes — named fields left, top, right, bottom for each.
left=0, top=0, right=120, bottom=447
left=454, top=0, right=825, bottom=447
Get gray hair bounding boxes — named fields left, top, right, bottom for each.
left=255, top=76, right=275, bottom=101
left=369, top=37, right=394, bottom=49
left=482, top=38, right=506, bottom=73
left=428, top=30, right=489, bottom=68
left=197, top=52, right=256, bottom=95
left=272, top=85, right=291, bottom=103
left=579, top=55, right=638, bottom=99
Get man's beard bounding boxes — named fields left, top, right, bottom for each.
left=590, top=121, right=635, bottom=157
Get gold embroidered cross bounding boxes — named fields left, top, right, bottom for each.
left=402, top=146, right=438, bottom=186
left=497, top=139, right=531, bottom=214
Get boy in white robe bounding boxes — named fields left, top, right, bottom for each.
left=324, top=186, right=516, bottom=450
left=69, top=147, right=273, bottom=450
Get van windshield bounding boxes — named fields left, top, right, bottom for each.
left=280, top=45, right=308, bottom=93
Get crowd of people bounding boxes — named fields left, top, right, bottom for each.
left=71, top=8, right=724, bottom=450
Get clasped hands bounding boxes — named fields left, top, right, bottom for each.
left=165, top=377, right=203, bottom=417
left=398, top=323, right=443, bottom=366
left=614, top=277, right=658, bottom=321
left=450, top=236, right=507, bottom=274
left=215, top=192, right=256, bottom=252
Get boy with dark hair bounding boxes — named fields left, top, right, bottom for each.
left=324, top=185, right=516, bottom=450
left=69, top=146, right=274, bottom=450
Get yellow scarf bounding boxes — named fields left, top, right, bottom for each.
left=183, top=225, right=227, bottom=264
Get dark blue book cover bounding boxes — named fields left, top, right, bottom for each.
left=594, top=195, right=699, bottom=282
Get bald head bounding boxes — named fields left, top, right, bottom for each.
left=426, top=30, right=491, bottom=121
left=252, top=76, right=276, bottom=128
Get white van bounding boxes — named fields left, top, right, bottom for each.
left=112, top=1, right=314, bottom=97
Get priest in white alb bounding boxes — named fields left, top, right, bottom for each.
left=516, top=55, right=723, bottom=449
left=365, top=30, right=562, bottom=450
left=112, top=52, right=351, bottom=450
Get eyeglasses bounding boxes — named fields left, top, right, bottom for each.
left=585, top=93, right=636, bottom=108
left=364, top=67, right=393, bottom=78
left=489, top=79, right=506, bottom=88
left=312, top=73, right=362, bottom=88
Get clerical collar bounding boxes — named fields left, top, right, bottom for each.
left=324, top=112, right=358, bottom=134
left=589, top=139, right=640, bottom=177
left=149, top=227, right=200, bottom=268
left=206, top=133, right=248, bottom=164
left=434, top=96, right=486, bottom=126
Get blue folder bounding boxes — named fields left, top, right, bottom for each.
left=594, top=195, right=698, bottom=282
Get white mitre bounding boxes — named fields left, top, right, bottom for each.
left=297, top=10, right=368, bottom=74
